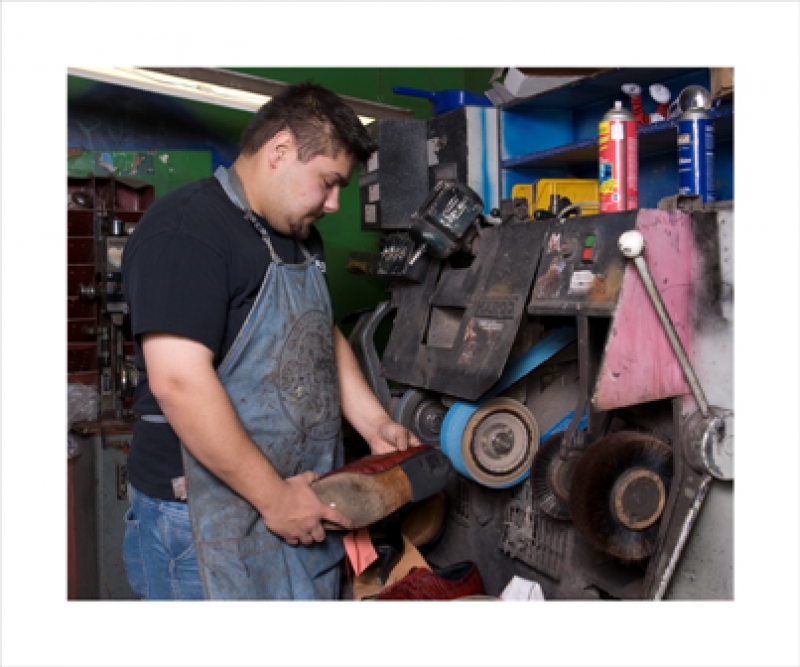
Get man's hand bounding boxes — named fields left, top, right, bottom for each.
left=367, top=419, right=422, bottom=455
left=260, top=471, right=354, bottom=546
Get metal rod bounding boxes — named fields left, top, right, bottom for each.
left=558, top=315, right=590, bottom=458
left=631, top=254, right=711, bottom=418
left=653, top=475, right=712, bottom=600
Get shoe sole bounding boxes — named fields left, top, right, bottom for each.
left=314, top=465, right=412, bottom=530
left=313, top=448, right=451, bottom=530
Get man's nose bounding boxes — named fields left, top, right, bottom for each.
left=323, top=185, right=341, bottom=213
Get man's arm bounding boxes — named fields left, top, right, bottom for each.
left=142, top=332, right=353, bottom=544
left=333, top=326, right=421, bottom=454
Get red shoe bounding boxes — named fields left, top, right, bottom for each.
left=374, top=561, right=484, bottom=600
left=312, top=446, right=451, bottom=530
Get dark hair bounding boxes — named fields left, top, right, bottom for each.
left=239, top=81, right=378, bottom=163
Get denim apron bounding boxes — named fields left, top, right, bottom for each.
left=178, top=166, right=345, bottom=599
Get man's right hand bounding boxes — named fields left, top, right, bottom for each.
left=261, top=471, right=354, bottom=546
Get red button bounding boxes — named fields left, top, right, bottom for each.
left=582, top=248, right=593, bottom=261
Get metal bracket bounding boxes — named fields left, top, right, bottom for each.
left=558, top=315, right=591, bottom=458
left=657, top=194, right=704, bottom=211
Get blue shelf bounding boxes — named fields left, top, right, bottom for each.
left=501, top=68, right=706, bottom=113
left=502, top=103, right=733, bottom=171
left=498, top=67, right=734, bottom=205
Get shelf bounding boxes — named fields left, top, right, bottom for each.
left=501, top=68, right=705, bottom=113
left=503, top=103, right=733, bottom=171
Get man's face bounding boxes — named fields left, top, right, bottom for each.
left=268, top=141, right=356, bottom=240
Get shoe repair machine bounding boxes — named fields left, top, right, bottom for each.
left=349, top=114, right=733, bottom=600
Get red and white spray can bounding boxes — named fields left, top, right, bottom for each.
left=598, top=101, right=638, bottom=212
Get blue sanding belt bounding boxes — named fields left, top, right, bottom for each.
left=441, top=326, right=587, bottom=487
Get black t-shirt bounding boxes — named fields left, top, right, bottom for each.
left=122, top=175, right=326, bottom=501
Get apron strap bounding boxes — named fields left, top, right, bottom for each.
left=214, top=165, right=313, bottom=264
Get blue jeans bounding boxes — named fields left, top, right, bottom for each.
left=122, top=485, right=204, bottom=600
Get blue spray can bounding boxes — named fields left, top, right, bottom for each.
left=677, top=107, right=715, bottom=202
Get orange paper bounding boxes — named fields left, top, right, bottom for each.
left=343, top=528, right=378, bottom=576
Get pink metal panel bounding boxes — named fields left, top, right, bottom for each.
left=594, top=209, right=693, bottom=410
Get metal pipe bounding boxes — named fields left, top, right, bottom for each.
left=653, top=475, right=712, bottom=600
left=619, top=231, right=711, bottom=418
left=558, top=315, right=590, bottom=459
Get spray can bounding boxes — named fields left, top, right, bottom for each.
left=598, top=101, right=638, bottom=213
left=677, top=107, right=715, bottom=202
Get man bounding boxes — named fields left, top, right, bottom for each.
left=121, top=82, right=420, bottom=600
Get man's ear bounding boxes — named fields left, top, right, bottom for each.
left=268, top=130, right=295, bottom=168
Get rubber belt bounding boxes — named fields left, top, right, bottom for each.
left=440, top=325, right=587, bottom=488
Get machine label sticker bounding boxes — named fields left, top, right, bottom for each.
left=476, top=319, right=504, bottom=332
left=548, top=233, right=561, bottom=253
left=568, top=269, right=595, bottom=295
left=427, top=138, right=441, bottom=166
left=367, top=151, right=379, bottom=172
left=364, top=204, right=377, bottom=224
left=368, top=183, right=380, bottom=203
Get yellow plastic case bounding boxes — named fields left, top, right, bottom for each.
left=513, top=179, right=600, bottom=217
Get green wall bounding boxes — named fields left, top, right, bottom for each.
left=68, top=67, right=496, bottom=327
left=228, top=68, right=495, bottom=326
left=67, top=150, right=213, bottom=197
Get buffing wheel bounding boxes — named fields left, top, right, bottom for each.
left=569, top=431, right=673, bottom=561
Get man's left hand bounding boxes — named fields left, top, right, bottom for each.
left=368, top=419, right=422, bottom=455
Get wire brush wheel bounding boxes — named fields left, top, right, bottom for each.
left=569, top=431, right=673, bottom=561
left=530, top=433, right=584, bottom=521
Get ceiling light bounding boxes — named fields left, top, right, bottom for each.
left=67, top=66, right=414, bottom=126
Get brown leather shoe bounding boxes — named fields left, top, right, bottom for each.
left=312, top=446, right=451, bottom=530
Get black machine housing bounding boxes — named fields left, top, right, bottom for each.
left=350, top=198, right=733, bottom=600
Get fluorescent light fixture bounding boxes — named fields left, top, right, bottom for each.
left=68, top=66, right=381, bottom=125
left=68, top=66, right=271, bottom=112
